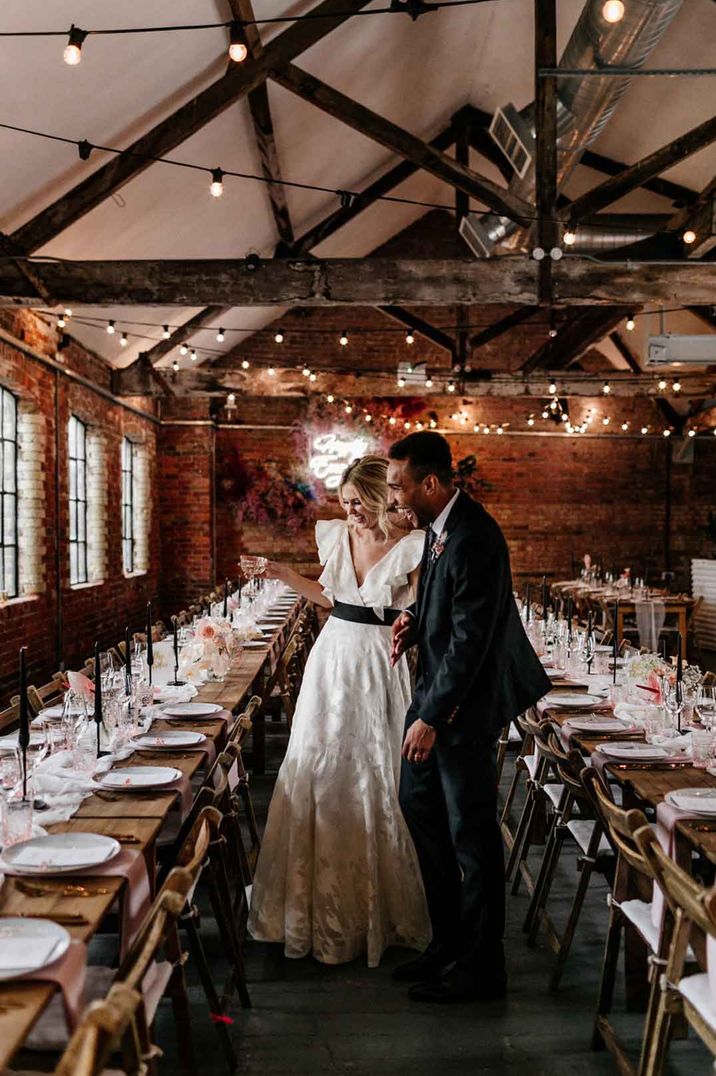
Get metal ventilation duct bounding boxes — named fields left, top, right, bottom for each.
left=466, top=0, right=684, bottom=257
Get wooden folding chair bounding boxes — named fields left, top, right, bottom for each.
left=581, top=767, right=667, bottom=1075
left=524, top=738, right=614, bottom=990
left=496, top=715, right=524, bottom=786
left=635, top=823, right=716, bottom=1076
left=53, top=982, right=156, bottom=1076
left=505, top=711, right=561, bottom=895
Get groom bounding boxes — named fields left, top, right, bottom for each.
left=387, top=431, right=550, bottom=1003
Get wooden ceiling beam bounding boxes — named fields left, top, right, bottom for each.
left=610, top=329, right=685, bottom=431
left=227, top=0, right=295, bottom=249
left=469, top=306, right=540, bottom=351
left=534, top=0, right=558, bottom=303
left=565, top=114, right=716, bottom=227
left=579, top=148, right=697, bottom=207
left=270, top=65, right=534, bottom=225
left=377, top=306, right=455, bottom=355
left=4, top=258, right=716, bottom=307
left=9, top=0, right=372, bottom=255
left=520, top=306, right=632, bottom=373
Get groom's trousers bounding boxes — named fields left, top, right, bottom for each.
left=398, top=731, right=505, bottom=976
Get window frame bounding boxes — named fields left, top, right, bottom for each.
left=121, top=436, right=137, bottom=575
left=0, top=387, right=18, bottom=598
left=68, top=415, right=89, bottom=586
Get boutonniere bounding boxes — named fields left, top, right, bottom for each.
left=431, top=530, right=449, bottom=560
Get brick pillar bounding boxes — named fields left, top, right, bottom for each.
left=158, top=401, right=216, bottom=613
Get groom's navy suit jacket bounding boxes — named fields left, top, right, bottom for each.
left=407, top=491, right=550, bottom=745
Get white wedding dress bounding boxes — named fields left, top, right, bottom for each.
left=248, top=519, right=431, bottom=967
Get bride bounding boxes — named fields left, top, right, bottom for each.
left=248, top=455, right=431, bottom=967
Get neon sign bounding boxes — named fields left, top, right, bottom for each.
left=308, top=431, right=373, bottom=490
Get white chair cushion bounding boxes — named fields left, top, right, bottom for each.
left=544, top=783, right=563, bottom=809
left=525, top=753, right=539, bottom=779
left=507, top=725, right=522, bottom=742
left=678, top=973, right=716, bottom=1033
left=565, top=818, right=612, bottom=857
left=620, top=899, right=659, bottom=953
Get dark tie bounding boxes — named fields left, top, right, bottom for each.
left=428, top=526, right=439, bottom=561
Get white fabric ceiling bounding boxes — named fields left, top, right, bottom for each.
left=0, top=0, right=714, bottom=367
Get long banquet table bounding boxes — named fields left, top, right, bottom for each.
left=0, top=597, right=303, bottom=1069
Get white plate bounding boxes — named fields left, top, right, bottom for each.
left=0, top=918, right=70, bottom=981
left=132, top=731, right=205, bottom=750
left=1, top=832, right=120, bottom=875
left=539, top=657, right=553, bottom=666
left=546, top=669, right=566, bottom=680
left=0, top=730, right=45, bottom=750
left=99, top=766, right=181, bottom=790
left=160, top=703, right=222, bottom=718
left=565, top=716, right=632, bottom=733
left=665, top=788, right=716, bottom=815
left=596, top=742, right=669, bottom=761
left=242, top=640, right=269, bottom=649
left=547, top=694, right=607, bottom=709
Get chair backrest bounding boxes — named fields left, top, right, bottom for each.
left=635, top=824, right=716, bottom=937
left=580, top=766, right=654, bottom=894
left=0, top=700, right=19, bottom=733
left=241, top=693, right=262, bottom=723
left=55, top=982, right=150, bottom=1076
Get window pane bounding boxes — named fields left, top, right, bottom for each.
left=78, top=505, right=86, bottom=544
left=4, top=547, right=16, bottom=597
left=68, top=417, right=76, bottom=457
left=69, top=543, right=78, bottom=585
left=4, top=441, right=15, bottom=493
left=3, top=392, right=15, bottom=441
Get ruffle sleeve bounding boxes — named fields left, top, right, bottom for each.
left=363, top=529, right=425, bottom=621
left=315, top=518, right=345, bottom=605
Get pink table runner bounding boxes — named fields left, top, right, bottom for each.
left=24, top=938, right=87, bottom=1032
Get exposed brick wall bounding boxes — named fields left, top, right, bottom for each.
left=0, top=311, right=160, bottom=700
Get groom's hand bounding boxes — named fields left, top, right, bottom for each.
left=391, top=612, right=416, bottom=666
left=402, top=718, right=437, bottom=764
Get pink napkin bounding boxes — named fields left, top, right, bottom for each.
left=67, top=845, right=152, bottom=960
left=652, top=801, right=697, bottom=930
left=24, top=938, right=87, bottom=1032
left=67, top=671, right=94, bottom=703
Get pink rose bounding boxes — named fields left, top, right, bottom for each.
left=196, top=621, right=216, bottom=641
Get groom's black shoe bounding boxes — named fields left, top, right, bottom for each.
left=408, top=965, right=507, bottom=1004
left=391, top=943, right=454, bottom=983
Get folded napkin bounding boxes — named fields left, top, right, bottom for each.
left=67, top=670, right=94, bottom=702
left=153, top=682, right=198, bottom=705
left=24, top=938, right=87, bottom=1033
left=613, top=702, right=664, bottom=727
left=652, top=800, right=699, bottom=929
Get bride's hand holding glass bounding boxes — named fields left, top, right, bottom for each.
left=262, top=561, right=295, bottom=585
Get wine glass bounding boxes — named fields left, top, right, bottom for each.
left=663, top=680, right=685, bottom=733
left=695, top=685, right=716, bottom=730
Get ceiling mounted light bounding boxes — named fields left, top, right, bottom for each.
left=228, top=20, right=248, bottom=63
left=602, top=0, right=625, bottom=23
left=63, top=24, right=87, bottom=66
left=209, top=168, right=224, bottom=198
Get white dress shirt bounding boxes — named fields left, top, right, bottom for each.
left=430, top=488, right=460, bottom=543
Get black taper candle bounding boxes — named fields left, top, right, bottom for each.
left=146, top=602, right=154, bottom=685
left=170, top=615, right=184, bottom=685
left=525, top=582, right=531, bottom=623
left=542, top=575, right=548, bottom=620
left=94, top=641, right=103, bottom=757
left=570, top=552, right=575, bottom=579
left=124, top=626, right=132, bottom=696
left=567, top=596, right=573, bottom=641
left=223, top=579, right=229, bottom=619
left=676, top=631, right=683, bottom=684
left=612, top=600, right=619, bottom=685
left=19, top=646, right=29, bottom=798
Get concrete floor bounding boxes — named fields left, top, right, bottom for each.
left=155, top=719, right=713, bottom=1076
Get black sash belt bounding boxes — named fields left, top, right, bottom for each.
left=330, top=600, right=401, bottom=627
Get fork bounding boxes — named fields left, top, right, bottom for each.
left=14, top=879, right=110, bottom=898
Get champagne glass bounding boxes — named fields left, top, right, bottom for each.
left=663, top=680, right=685, bottom=733
left=695, top=685, right=716, bottom=730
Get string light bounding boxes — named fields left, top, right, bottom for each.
left=179, top=344, right=188, bottom=356
left=658, top=378, right=667, bottom=390
left=663, top=429, right=671, bottom=437
left=228, top=20, right=248, bottom=63
left=542, top=409, right=549, bottom=419
left=673, top=380, right=681, bottom=393
left=483, top=426, right=490, bottom=435
left=404, top=421, right=411, bottom=429
left=120, top=332, right=128, bottom=347
left=447, top=381, right=456, bottom=393
left=602, top=0, right=625, bottom=22
left=429, top=418, right=437, bottom=429
left=389, top=416, right=396, bottom=426
left=209, top=168, right=224, bottom=198
left=621, top=421, right=629, bottom=431
left=550, top=399, right=558, bottom=411
left=339, top=331, right=349, bottom=347
left=563, top=229, right=577, bottom=246
left=602, top=416, right=610, bottom=426
left=172, top=359, right=179, bottom=372
left=106, top=320, right=115, bottom=335
left=405, top=331, right=415, bottom=345
left=227, top=392, right=236, bottom=406
left=63, top=25, right=87, bottom=65
left=216, top=327, right=225, bottom=343
left=497, top=425, right=504, bottom=435
left=190, top=349, right=197, bottom=361
left=641, top=426, right=648, bottom=435
left=683, top=229, right=697, bottom=245
left=548, top=381, right=557, bottom=394
left=309, top=372, right=317, bottom=382
left=326, top=394, right=335, bottom=404
left=64, top=308, right=72, bottom=318
left=364, top=413, right=372, bottom=423
left=268, top=366, right=275, bottom=376
left=345, top=404, right=352, bottom=414
left=527, top=415, right=535, bottom=427
left=162, top=325, right=171, bottom=339
left=425, top=377, right=434, bottom=388
left=626, top=315, right=636, bottom=331
left=397, top=378, right=406, bottom=388
left=274, top=331, right=284, bottom=343
left=603, top=381, right=611, bottom=395
left=302, top=366, right=311, bottom=377
left=57, top=314, right=66, bottom=328
left=688, top=428, right=696, bottom=438
left=241, top=359, right=250, bottom=370
left=473, top=423, right=480, bottom=432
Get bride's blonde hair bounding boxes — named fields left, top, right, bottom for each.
left=339, top=455, right=391, bottom=538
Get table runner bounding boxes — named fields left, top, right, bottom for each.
left=24, top=938, right=87, bottom=1033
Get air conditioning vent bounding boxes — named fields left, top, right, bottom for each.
left=489, top=105, right=534, bottom=179
left=459, top=214, right=495, bottom=259
left=646, top=334, right=716, bottom=367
